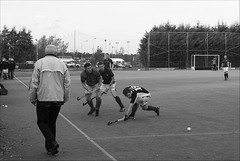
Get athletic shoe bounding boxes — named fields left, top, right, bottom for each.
left=88, top=108, right=95, bottom=115
left=155, top=106, right=160, bottom=116
left=128, top=116, right=136, bottom=120
left=47, top=149, right=59, bottom=155
left=95, top=110, right=99, bottom=116
left=47, top=141, right=59, bottom=155
left=119, top=108, right=125, bottom=112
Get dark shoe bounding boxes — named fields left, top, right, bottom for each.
left=88, top=108, right=95, bottom=115
left=47, top=141, right=59, bottom=155
left=128, top=116, right=136, bottom=120
left=119, top=108, right=125, bottom=112
left=95, top=109, right=99, bottom=116
left=47, top=149, right=59, bottom=155
left=155, top=106, right=160, bottom=116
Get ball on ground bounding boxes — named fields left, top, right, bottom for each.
left=187, top=127, right=191, bottom=131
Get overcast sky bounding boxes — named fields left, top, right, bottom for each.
left=1, top=0, right=239, bottom=54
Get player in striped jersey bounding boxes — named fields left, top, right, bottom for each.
left=122, top=85, right=159, bottom=120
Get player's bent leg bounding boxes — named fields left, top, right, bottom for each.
left=87, top=100, right=95, bottom=115
left=95, top=97, right=102, bottom=116
left=145, top=105, right=160, bottom=116
left=85, top=93, right=95, bottom=115
left=114, top=96, right=125, bottom=112
left=129, top=104, right=138, bottom=119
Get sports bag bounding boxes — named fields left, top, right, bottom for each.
left=0, top=83, right=8, bottom=95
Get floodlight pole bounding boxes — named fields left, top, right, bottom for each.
left=225, top=33, right=227, bottom=56
left=105, top=39, right=107, bottom=54
left=62, top=41, right=64, bottom=59
left=127, top=41, right=129, bottom=55
left=186, top=32, right=189, bottom=69
left=74, top=30, right=76, bottom=58
left=147, top=32, right=150, bottom=69
left=36, top=39, right=39, bottom=60
left=168, top=33, right=170, bottom=69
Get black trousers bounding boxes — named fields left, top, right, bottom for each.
left=8, top=69, right=14, bottom=79
left=36, top=101, right=63, bottom=151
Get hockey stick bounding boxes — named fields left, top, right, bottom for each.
left=77, top=88, right=99, bottom=101
left=107, top=116, right=125, bottom=126
left=82, top=91, right=107, bottom=106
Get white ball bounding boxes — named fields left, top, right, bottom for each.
left=5, top=105, right=8, bottom=107
left=187, top=127, right=191, bottom=131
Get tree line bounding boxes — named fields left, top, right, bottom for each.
left=1, top=21, right=239, bottom=68
left=138, top=21, right=240, bottom=68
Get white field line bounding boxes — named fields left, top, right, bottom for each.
left=15, top=76, right=29, bottom=88
left=91, top=131, right=240, bottom=140
left=59, top=113, right=117, bottom=161
left=16, top=77, right=118, bottom=161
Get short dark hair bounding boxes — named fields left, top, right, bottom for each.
left=84, top=62, right=92, bottom=69
left=122, top=87, right=131, bottom=96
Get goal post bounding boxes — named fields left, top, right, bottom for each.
left=191, top=54, right=220, bottom=70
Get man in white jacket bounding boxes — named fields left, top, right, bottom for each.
left=29, top=45, right=71, bottom=155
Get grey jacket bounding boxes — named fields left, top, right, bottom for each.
left=29, top=55, right=71, bottom=103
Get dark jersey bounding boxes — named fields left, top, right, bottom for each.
left=128, top=86, right=149, bottom=104
left=1, top=61, right=9, bottom=69
left=222, top=58, right=229, bottom=67
left=99, top=67, right=115, bottom=84
left=103, top=58, right=113, bottom=69
left=81, top=68, right=101, bottom=86
left=8, top=61, right=16, bottom=70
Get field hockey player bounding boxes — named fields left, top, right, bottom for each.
left=122, top=85, right=159, bottom=120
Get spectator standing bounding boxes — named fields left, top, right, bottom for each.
left=1, top=57, right=9, bottom=80
left=29, top=45, right=71, bottom=155
left=103, top=53, right=114, bottom=70
left=8, top=58, right=16, bottom=79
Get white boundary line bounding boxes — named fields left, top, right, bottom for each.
left=15, top=76, right=29, bottom=88
left=59, top=113, right=117, bottom=161
left=92, top=131, right=240, bottom=140
left=15, top=77, right=118, bottom=161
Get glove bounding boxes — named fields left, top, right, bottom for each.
left=123, top=115, right=129, bottom=121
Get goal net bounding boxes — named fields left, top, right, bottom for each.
left=191, top=54, right=220, bottom=70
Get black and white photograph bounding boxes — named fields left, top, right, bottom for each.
left=0, top=0, right=239, bottom=160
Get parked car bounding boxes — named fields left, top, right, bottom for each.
left=124, top=62, right=132, bottom=68
left=66, top=61, right=80, bottom=68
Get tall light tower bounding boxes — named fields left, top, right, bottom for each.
left=61, top=41, right=64, bottom=58
left=115, top=42, right=119, bottom=54
left=7, top=41, right=12, bottom=60
left=74, top=30, right=76, bottom=58
left=127, top=41, right=129, bottom=55
left=93, top=38, right=96, bottom=54
left=109, top=43, right=111, bottom=54
left=104, top=39, right=107, bottom=54
left=35, top=39, right=39, bottom=60
left=81, top=40, right=88, bottom=59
